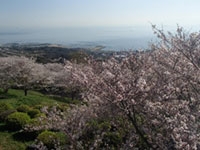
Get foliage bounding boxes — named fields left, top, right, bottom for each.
left=68, top=50, right=89, bottom=64
left=79, top=119, right=126, bottom=149
left=0, top=125, right=32, bottom=150
left=0, top=102, right=13, bottom=114
left=102, top=132, right=123, bottom=148
left=34, top=113, right=46, bottom=118
left=16, top=104, right=31, bottom=113
left=6, top=112, right=31, bottom=130
left=28, top=109, right=41, bottom=118
left=23, top=106, right=66, bottom=132
left=55, top=103, right=69, bottom=112
left=37, top=130, right=67, bottom=149
left=27, top=118, right=41, bottom=127
left=0, top=102, right=14, bottom=122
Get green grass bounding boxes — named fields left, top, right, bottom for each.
left=0, top=123, right=33, bottom=150
left=0, top=89, right=70, bottom=108
left=50, top=95, right=82, bottom=105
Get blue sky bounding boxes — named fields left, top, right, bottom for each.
left=0, top=0, right=200, bottom=29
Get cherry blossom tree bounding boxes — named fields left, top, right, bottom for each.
left=63, top=26, right=200, bottom=149
left=0, top=56, right=50, bottom=96
left=46, top=61, right=88, bottom=100
left=0, top=57, right=18, bottom=93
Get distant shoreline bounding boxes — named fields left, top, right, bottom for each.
left=0, top=40, right=150, bottom=51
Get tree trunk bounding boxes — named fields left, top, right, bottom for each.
left=71, top=92, right=75, bottom=100
left=24, top=89, right=28, bottom=96
left=127, top=113, right=157, bottom=150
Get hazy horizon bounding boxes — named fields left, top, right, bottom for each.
left=1, top=0, right=200, bottom=50
left=0, top=26, right=155, bottom=50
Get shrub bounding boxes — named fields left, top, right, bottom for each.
left=24, top=118, right=43, bottom=135
left=102, top=132, right=123, bottom=148
left=34, top=113, right=46, bottom=118
left=0, top=109, right=16, bottom=122
left=17, top=104, right=31, bottom=113
left=24, top=117, right=48, bottom=133
left=79, top=119, right=128, bottom=149
left=0, top=102, right=14, bottom=122
left=6, top=112, right=31, bottom=130
left=28, top=109, right=40, bottom=118
left=88, top=120, right=112, bottom=131
left=37, top=131, right=67, bottom=148
left=27, top=118, right=40, bottom=127
left=0, top=102, right=13, bottom=113
left=56, top=104, right=69, bottom=112
left=56, top=132, right=67, bottom=145
left=34, top=104, right=43, bottom=110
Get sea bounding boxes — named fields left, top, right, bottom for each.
left=0, top=26, right=157, bottom=51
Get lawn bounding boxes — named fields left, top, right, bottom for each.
left=0, top=123, right=33, bottom=150
left=0, top=89, right=79, bottom=108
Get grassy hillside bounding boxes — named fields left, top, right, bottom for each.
left=0, top=89, right=80, bottom=107
left=0, top=127, right=32, bottom=150
left=0, top=89, right=78, bottom=150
